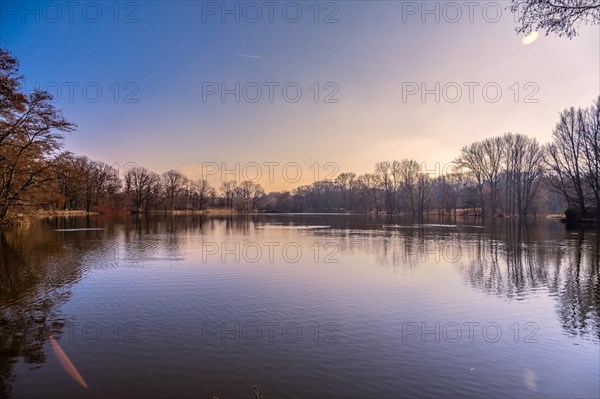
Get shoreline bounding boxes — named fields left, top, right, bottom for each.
left=24, top=210, right=572, bottom=219
left=36, top=210, right=100, bottom=218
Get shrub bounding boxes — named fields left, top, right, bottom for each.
left=564, top=207, right=581, bottom=221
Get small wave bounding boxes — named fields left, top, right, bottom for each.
left=257, top=225, right=331, bottom=230
left=382, top=224, right=458, bottom=229
left=417, top=224, right=458, bottom=228
left=122, top=257, right=186, bottom=262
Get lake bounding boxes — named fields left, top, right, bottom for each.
left=1, top=214, right=598, bottom=398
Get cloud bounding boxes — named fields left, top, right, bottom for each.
left=236, top=54, right=264, bottom=59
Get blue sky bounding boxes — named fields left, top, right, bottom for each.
left=2, top=1, right=598, bottom=190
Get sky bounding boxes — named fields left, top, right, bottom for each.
left=1, top=1, right=599, bottom=191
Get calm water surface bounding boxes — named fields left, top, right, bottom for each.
left=1, top=215, right=598, bottom=398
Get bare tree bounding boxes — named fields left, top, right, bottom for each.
left=194, top=179, right=214, bottom=210
left=431, top=167, right=463, bottom=218
left=580, top=97, right=600, bottom=217
left=73, top=156, right=95, bottom=213
left=512, top=0, right=600, bottom=38
left=92, top=161, right=120, bottom=209
left=481, top=137, right=504, bottom=216
left=519, top=137, right=546, bottom=216
left=221, top=181, right=237, bottom=209
left=504, top=133, right=546, bottom=217
left=124, top=166, right=160, bottom=212
left=375, top=161, right=402, bottom=214
left=546, top=107, right=588, bottom=215
left=359, top=173, right=381, bottom=214
left=375, top=162, right=393, bottom=214
left=162, top=169, right=188, bottom=211
left=390, top=161, right=402, bottom=213
left=457, top=172, right=481, bottom=216
left=503, top=133, right=517, bottom=215
left=0, top=48, right=75, bottom=223
left=336, top=172, right=356, bottom=211
left=398, top=159, right=420, bottom=214
left=235, top=180, right=254, bottom=211
left=53, top=152, right=83, bottom=210
left=251, top=183, right=265, bottom=211
left=457, top=143, right=487, bottom=216
left=415, top=172, right=434, bottom=217
left=52, top=154, right=119, bottom=212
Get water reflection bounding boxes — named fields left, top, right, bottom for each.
left=0, top=215, right=598, bottom=397
left=459, top=221, right=600, bottom=341
left=0, top=227, right=85, bottom=397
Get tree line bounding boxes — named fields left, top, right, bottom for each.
left=1, top=47, right=598, bottom=224
left=50, top=157, right=265, bottom=214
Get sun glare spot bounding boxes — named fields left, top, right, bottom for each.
left=522, top=32, right=539, bottom=45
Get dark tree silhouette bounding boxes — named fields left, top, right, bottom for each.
left=0, top=48, right=75, bottom=224
left=512, top=0, right=600, bottom=38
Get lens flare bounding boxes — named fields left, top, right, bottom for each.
left=523, top=368, right=538, bottom=391
left=48, top=335, right=89, bottom=389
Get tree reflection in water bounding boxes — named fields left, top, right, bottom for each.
left=460, top=221, right=600, bottom=342
left=0, top=215, right=598, bottom=397
left=0, top=227, right=84, bottom=397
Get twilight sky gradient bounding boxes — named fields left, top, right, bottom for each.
left=1, top=1, right=598, bottom=190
